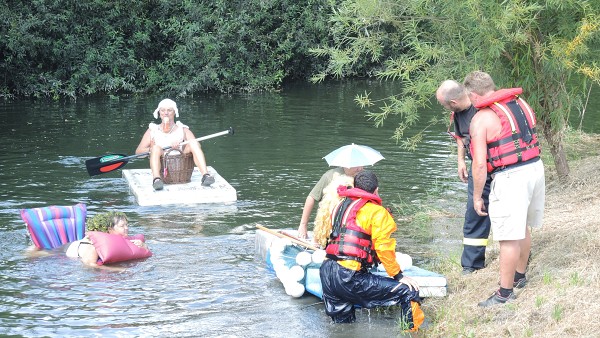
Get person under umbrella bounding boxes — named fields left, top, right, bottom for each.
left=297, top=144, right=384, bottom=246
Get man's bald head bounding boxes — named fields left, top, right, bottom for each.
left=436, top=80, right=471, bottom=112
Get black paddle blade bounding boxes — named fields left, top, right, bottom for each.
left=85, top=154, right=129, bottom=176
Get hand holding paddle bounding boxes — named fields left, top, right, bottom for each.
left=86, top=127, right=234, bottom=176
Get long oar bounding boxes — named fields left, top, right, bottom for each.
left=86, top=127, right=234, bottom=176
left=256, top=224, right=319, bottom=251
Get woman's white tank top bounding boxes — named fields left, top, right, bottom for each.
left=149, top=121, right=188, bottom=149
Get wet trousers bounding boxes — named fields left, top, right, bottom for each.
left=319, top=259, right=421, bottom=324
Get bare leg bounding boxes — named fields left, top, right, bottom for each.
left=183, top=140, right=208, bottom=175
left=498, top=239, right=519, bottom=289
left=517, top=227, right=531, bottom=273
left=150, top=144, right=164, bottom=178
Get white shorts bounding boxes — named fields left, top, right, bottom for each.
left=489, top=159, right=545, bottom=241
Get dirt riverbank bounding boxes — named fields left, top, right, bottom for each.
left=420, top=136, right=600, bottom=337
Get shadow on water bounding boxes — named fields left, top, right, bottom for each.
left=3, top=80, right=598, bottom=336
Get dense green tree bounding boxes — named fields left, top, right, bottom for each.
left=0, top=0, right=333, bottom=99
left=312, top=0, right=600, bottom=180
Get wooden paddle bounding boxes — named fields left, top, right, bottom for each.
left=256, top=224, right=319, bottom=251
left=85, top=127, right=234, bottom=176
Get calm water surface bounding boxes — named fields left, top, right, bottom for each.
left=1, top=81, right=598, bottom=337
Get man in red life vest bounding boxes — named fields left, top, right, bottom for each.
left=319, top=170, right=424, bottom=330
left=465, top=71, right=545, bottom=306
left=436, top=80, right=492, bottom=275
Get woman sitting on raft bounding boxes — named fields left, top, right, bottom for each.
left=66, top=211, right=148, bottom=267
left=135, top=98, right=215, bottom=190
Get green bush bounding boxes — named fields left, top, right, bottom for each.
left=0, top=0, right=335, bottom=99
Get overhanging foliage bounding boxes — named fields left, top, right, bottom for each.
left=312, top=0, right=600, bottom=179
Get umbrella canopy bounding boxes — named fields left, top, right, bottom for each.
left=323, top=143, right=385, bottom=168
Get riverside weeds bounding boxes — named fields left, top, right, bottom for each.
left=398, top=130, right=600, bottom=337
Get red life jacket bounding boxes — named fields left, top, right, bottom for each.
left=471, top=88, right=541, bottom=173
left=325, top=186, right=382, bottom=267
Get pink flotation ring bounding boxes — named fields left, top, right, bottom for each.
left=87, top=231, right=152, bottom=265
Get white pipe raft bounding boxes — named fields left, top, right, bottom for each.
left=258, top=228, right=448, bottom=299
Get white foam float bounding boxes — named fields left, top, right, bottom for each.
left=311, top=249, right=326, bottom=264
left=396, top=252, right=413, bottom=270
left=271, top=238, right=291, bottom=253
left=284, top=281, right=305, bottom=298
left=274, top=265, right=290, bottom=283
left=295, top=251, right=312, bottom=267
left=122, top=167, right=237, bottom=206
left=289, top=265, right=305, bottom=282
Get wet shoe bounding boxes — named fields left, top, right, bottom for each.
left=513, top=277, right=527, bottom=289
left=478, top=290, right=516, bottom=307
left=152, top=177, right=164, bottom=191
left=201, top=173, right=215, bottom=186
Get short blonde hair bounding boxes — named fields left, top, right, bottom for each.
left=153, top=99, right=179, bottom=119
left=463, top=71, right=496, bottom=96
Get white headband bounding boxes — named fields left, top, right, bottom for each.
left=153, top=99, right=179, bottom=119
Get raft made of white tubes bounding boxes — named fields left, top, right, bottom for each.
left=255, top=227, right=447, bottom=299
left=122, top=166, right=237, bottom=206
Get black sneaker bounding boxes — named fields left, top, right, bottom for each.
left=462, top=267, right=477, bottom=275
left=201, top=173, right=215, bottom=186
left=513, top=277, right=527, bottom=289
left=478, top=290, right=516, bottom=307
left=153, top=177, right=164, bottom=191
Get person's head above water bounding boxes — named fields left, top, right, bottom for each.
left=86, top=211, right=129, bottom=235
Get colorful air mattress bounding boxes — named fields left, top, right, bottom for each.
left=20, top=203, right=87, bottom=249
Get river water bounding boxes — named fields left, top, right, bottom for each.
left=0, top=80, right=598, bottom=337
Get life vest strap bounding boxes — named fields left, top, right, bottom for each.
left=488, top=142, right=539, bottom=163
left=487, top=127, right=537, bottom=148
left=330, top=239, right=372, bottom=255
left=491, top=156, right=540, bottom=174
left=326, top=253, right=365, bottom=263
left=339, top=228, right=371, bottom=240
left=507, top=100, right=534, bottom=143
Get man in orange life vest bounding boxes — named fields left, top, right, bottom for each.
left=319, top=170, right=424, bottom=330
left=465, top=71, right=545, bottom=306
left=436, top=80, right=492, bottom=274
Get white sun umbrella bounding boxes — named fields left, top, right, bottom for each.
left=323, top=143, right=385, bottom=168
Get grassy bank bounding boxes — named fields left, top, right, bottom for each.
left=413, top=130, right=600, bottom=337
